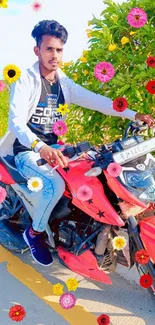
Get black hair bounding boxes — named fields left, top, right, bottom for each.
left=31, top=20, right=68, bottom=47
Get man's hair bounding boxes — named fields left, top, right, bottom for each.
left=31, top=20, right=68, bottom=47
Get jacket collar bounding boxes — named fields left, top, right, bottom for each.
left=29, top=61, right=66, bottom=82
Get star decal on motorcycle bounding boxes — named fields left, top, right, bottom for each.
left=97, top=210, right=105, bottom=218
left=87, top=199, right=93, bottom=204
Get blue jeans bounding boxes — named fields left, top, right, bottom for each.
left=14, top=144, right=65, bottom=232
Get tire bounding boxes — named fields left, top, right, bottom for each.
left=136, top=263, right=155, bottom=299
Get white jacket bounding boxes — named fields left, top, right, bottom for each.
left=0, top=61, right=136, bottom=157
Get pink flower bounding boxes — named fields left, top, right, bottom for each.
left=0, top=81, right=5, bottom=92
left=127, top=8, right=147, bottom=28
left=0, top=186, right=7, bottom=204
left=32, top=1, right=42, bottom=11
left=94, top=62, right=115, bottom=83
left=77, top=185, right=93, bottom=201
left=107, top=162, right=122, bottom=177
left=59, top=293, right=76, bottom=309
left=52, top=121, right=68, bottom=136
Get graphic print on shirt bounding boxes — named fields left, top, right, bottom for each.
left=29, top=94, right=62, bottom=134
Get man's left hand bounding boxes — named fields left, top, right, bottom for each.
left=135, top=113, right=154, bottom=127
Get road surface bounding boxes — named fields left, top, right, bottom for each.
left=0, top=245, right=154, bottom=325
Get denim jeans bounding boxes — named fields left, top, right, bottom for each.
left=14, top=145, right=65, bottom=232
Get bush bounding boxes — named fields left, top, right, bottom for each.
left=1, top=0, right=155, bottom=146
left=63, top=0, right=155, bottom=145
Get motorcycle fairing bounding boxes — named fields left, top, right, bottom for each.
left=104, top=170, right=147, bottom=209
left=58, top=159, right=124, bottom=227
left=139, top=217, right=155, bottom=263
left=0, top=162, right=16, bottom=185
left=57, top=246, right=112, bottom=284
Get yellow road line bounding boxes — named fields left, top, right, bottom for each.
left=0, top=246, right=97, bottom=325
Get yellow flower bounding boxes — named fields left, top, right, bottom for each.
left=3, top=64, right=21, bottom=83
left=121, top=36, right=130, bottom=45
left=82, top=50, right=88, bottom=57
left=84, top=70, right=89, bottom=76
left=57, top=103, right=70, bottom=116
left=87, top=32, right=92, bottom=38
left=64, top=61, right=72, bottom=67
left=112, top=236, right=127, bottom=250
left=72, top=73, right=78, bottom=81
left=59, top=61, right=64, bottom=69
left=130, top=31, right=136, bottom=36
left=79, top=57, right=87, bottom=63
left=86, top=29, right=92, bottom=38
left=108, top=44, right=117, bottom=51
left=66, top=278, right=78, bottom=291
left=52, top=283, right=64, bottom=296
left=0, top=0, right=8, bottom=8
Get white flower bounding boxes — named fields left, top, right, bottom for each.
left=27, top=177, right=43, bottom=192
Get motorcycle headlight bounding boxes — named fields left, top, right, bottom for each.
left=123, top=168, right=155, bottom=203
left=123, top=170, right=153, bottom=189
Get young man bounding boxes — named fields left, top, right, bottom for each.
left=3, top=20, right=154, bottom=266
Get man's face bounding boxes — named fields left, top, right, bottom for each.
left=34, top=35, right=64, bottom=71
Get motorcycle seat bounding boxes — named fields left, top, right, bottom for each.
left=0, top=155, right=27, bottom=184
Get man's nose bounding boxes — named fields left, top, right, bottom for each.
left=52, top=50, right=58, bottom=58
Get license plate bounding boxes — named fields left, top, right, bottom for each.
left=113, top=138, right=155, bottom=165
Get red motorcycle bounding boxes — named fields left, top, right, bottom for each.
left=0, top=121, right=155, bottom=297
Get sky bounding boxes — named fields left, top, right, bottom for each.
left=0, top=0, right=123, bottom=78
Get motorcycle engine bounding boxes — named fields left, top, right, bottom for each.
left=58, top=221, right=79, bottom=248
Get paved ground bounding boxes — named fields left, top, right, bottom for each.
left=0, top=245, right=155, bottom=325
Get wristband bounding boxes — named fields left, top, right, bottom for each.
left=31, top=139, right=41, bottom=151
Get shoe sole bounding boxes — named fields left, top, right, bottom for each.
left=23, top=231, right=53, bottom=267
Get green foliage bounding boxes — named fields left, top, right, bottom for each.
left=0, top=0, right=155, bottom=146
left=63, top=0, right=155, bottom=145
left=0, top=84, right=9, bottom=137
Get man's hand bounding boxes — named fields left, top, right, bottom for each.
left=39, top=145, right=68, bottom=168
left=135, top=113, right=154, bottom=127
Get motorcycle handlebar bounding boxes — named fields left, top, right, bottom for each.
left=123, top=121, right=149, bottom=140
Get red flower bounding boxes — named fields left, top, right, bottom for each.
left=97, top=314, right=110, bottom=325
left=32, top=1, right=42, bottom=11
left=146, top=56, right=155, bottom=68
left=9, top=305, right=26, bottom=322
left=135, top=249, right=150, bottom=265
left=139, top=274, right=153, bottom=288
left=146, top=80, right=155, bottom=94
left=113, top=97, right=128, bottom=112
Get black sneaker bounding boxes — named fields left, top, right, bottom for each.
left=23, top=227, right=53, bottom=266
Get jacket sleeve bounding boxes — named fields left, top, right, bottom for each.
left=8, top=74, right=44, bottom=150
left=68, top=78, right=136, bottom=121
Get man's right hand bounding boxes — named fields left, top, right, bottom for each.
left=38, top=145, right=68, bottom=168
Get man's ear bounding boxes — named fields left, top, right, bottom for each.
left=34, top=46, right=40, bottom=56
